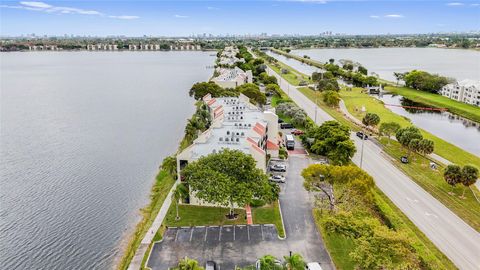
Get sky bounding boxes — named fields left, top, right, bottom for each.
left=0, top=0, right=479, bottom=37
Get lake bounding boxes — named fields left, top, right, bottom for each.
left=292, top=48, right=480, bottom=82
left=0, top=51, right=215, bottom=269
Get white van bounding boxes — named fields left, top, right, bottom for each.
left=306, top=262, right=323, bottom=270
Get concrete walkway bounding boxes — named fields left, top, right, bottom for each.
left=127, top=180, right=179, bottom=270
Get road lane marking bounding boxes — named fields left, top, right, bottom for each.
left=406, top=197, right=419, bottom=203
left=247, top=226, right=250, bottom=241
left=219, top=226, right=222, bottom=241
left=233, top=225, right=236, bottom=241
left=174, top=229, right=179, bottom=242
left=425, top=212, right=438, bottom=218
left=189, top=228, right=194, bottom=241
left=261, top=225, right=264, bottom=240
left=204, top=227, right=208, bottom=242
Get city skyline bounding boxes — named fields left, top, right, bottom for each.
left=1, top=0, right=479, bottom=36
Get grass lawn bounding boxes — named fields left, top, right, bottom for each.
left=268, top=61, right=312, bottom=86
left=297, top=87, right=360, bottom=131
left=164, top=204, right=247, bottom=227
left=386, top=86, right=480, bottom=123
left=340, top=87, right=480, bottom=169
left=251, top=200, right=285, bottom=238
left=118, top=170, right=176, bottom=270
left=271, top=48, right=325, bottom=70
left=312, top=209, right=358, bottom=270
left=379, top=137, right=480, bottom=232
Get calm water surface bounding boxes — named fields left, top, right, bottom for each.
left=293, top=48, right=480, bottom=81
left=0, top=51, right=214, bottom=269
left=266, top=50, right=480, bottom=156
left=377, top=94, right=480, bottom=156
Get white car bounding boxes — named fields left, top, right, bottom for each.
left=269, top=175, right=286, bottom=183
left=306, top=262, right=323, bottom=270
left=270, top=164, right=286, bottom=172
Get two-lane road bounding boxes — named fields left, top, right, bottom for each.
left=267, top=66, right=480, bottom=270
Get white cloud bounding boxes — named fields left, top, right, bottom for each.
left=174, top=14, right=189, bottom=18
left=109, top=15, right=139, bottom=20
left=281, top=0, right=327, bottom=3
left=385, top=14, right=404, bottom=18
left=471, top=3, right=480, bottom=6
left=207, top=6, right=219, bottom=10
left=369, top=15, right=380, bottom=19
left=19, top=1, right=51, bottom=8
left=447, top=2, right=464, bottom=6
left=0, top=1, right=138, bottom=20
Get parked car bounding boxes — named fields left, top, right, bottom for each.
left=270, top=164, right=287, bottom=172
left=306, top=262, right=323, bottom=270
left=269, top=174, right=286, bottom=183
left=278, top=118, right=284, bottom=123
left=401, top=156, right=409, bottom=164
left=205, top=261, right=217, bottom=270
left=291, top=129, right=305, bottom=135
left=280, top=123, right=294, bottom=129
left=356, top=131, right=368, bottom=140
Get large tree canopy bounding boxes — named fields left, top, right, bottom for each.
left=182, top=149, right=277, bottom=216
left=303, top=121, right=356, bottom=165
left=303, top=164, right=374, bottom=211
left=402, top=70, right=451, bottom=93
left=236, top=83, right=267, bottom=105
left=189, top=81, right=237, bottom=100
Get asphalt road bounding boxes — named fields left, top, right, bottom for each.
left=267, top=66, right=480, bottom=270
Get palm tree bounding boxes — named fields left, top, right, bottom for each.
left=172, top=183, right=188, bottom=221
left=460, top=165, right=479, bottom=198
left=444, top=164, right=462, bottom=195
left=284, top=253, right=305, bottom=270
left=161, top=155, right=177, bottom=177
left=173, top=257, right=204, bottom=270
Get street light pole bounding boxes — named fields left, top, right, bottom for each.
left=360, top=134, right=365, bottom=168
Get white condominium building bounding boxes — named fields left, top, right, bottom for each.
left=177, top=93, right=280, bottom=206
left=440, top=80, right=480, bottom=107
left=211, top=67, right=253, bottom=89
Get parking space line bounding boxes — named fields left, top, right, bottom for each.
left=261, top=225, right=264, bottom=240
left=189, top=228, right=194, bottom=242
left=204, top=227, right=208, bottom=242
left=219, top=226, right=222, bottom=241
left=174, top=229, right=179, bottom=242
left=247, top=226, right=250, bottom=240
left=233, top=225, right=236, bottom=241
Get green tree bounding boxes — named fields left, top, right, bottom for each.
left=258, top=255, right=283, bottom=270
left=161, top=155, right=177, bottom=177
left=460, top=165, right=479, bottom=198
left=182, top=149, right=276, bottom=218
left=189, top=81, right=237, bottom=100
left=396, top=126, right=423, bottom=157
left=303, top=121, right=356, bottom=165
left=358, top=66, right=368, bottom=75
left=322, top=90, right=340, bottom=107
left=362, top=113, right=380, bottom=130
left=408, top=139, right=421, bottom=160
left=236, top=83, right=267, bottom=105
left=378, top=122, right=401, bottom=145
left=284, top=253, right=305, bottom=270
left=418, top=139, right=434, bottom=157
left=444, top=164, right=462, bottom=194
left=303, top=164, right=374, bottom=211
left=172, top=183, right=188, bottom=220
left=403, top=70, right=451, bottom=93
left=265, top=83, right=281, bottom=97
left=393, top=72, right=406, bottom=85
left=172, top=257, right=204, bottom=270
left=350, top=226, right=420, bottom=269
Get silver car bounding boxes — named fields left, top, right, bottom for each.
left=270, top=164, right=286, bottom=172
left=269, top=174, right=286, bottom=183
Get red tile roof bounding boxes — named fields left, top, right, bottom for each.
left=266, top=140, right=279, bottom=150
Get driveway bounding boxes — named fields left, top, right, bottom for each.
left=146, top=155, right=334, bottom=270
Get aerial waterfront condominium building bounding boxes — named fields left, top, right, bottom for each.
left=211, top=67, right=253, bottom=89
left=440, top=80, right=480, bottom=107
left=176, top=93, right=280, bottom=206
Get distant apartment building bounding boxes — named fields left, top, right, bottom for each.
left=211, top=67, right=253, bottom=89
left=440, top=80, right=480, bottom=107
left=176, top=93, right=280, bottom=206
left=29, top=45, right=58, bottom=51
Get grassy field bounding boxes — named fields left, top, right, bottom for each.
left=379, top=137, right=480, bottom=232
left=340, top=87, right=480, bottom=169
left=251, top=200, right=285, bottom=237
left=268, top=60, right=312, bottom=86
left=118, top=170, right=176, bottom=270
left=164, top=205, right=247, bottom=227
left=386, top=86, right=480, bottom=123
left=271, top=48, right=325, bottom=69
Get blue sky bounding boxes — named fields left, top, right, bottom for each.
left=0, top=0, right=479, bottom=36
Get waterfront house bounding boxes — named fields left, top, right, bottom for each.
left=176, top=93, right=280, bottom=206
left=440, top=80, right=480, bottom=107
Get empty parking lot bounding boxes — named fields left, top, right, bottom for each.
left=146, top=225, right=281, bottom=269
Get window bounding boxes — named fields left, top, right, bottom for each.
left=227, top=131, right=230, bottom=135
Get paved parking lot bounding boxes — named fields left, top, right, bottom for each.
left=147, top=225, right=282, bottom=269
